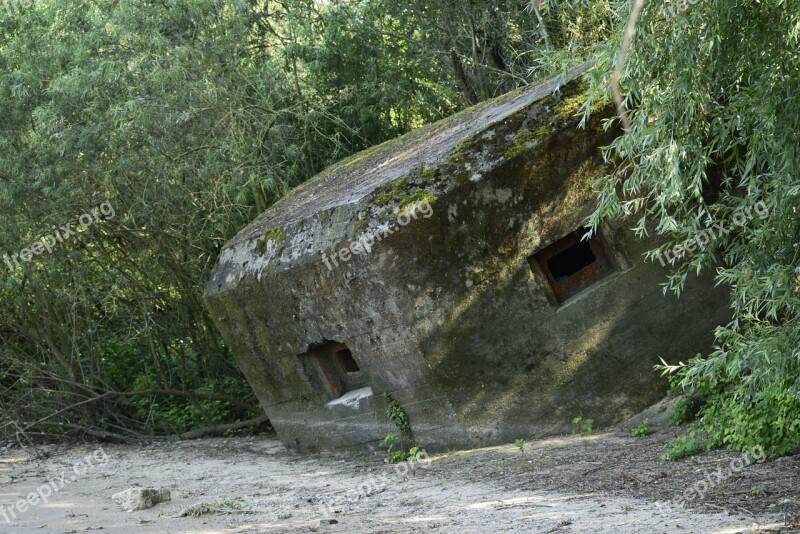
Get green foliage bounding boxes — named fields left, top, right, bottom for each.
left=697, top=379, right=800, bottom=456
left=572, top=416, right=593, bottom=436
left=123, top=377, right=259, bottom=436
left=380, top=432, right=426, bottom=463
left=515, top=438, right=525, bottom=453
left=384, top=393, right=412, bottom=439
left=406, top=446, right=427, bottom=462
left=671, top=398, right=696, bottom=427
left=671, top=396, right=701, bottom=427
left=381, top=395, right=429, bottom=462
left=662, top=428, right=709, bottom=461
left=380, top=432, right=404, bottom=463
left=588, top=0, right=800, bottom=456
left=661, top=362, right=800, bottom=457
left=630, top=419, right=653, bottom=438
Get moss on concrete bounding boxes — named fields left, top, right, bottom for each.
left=254, top=227, right=285, bottom=254
left=443, top=126, right=511, bottom=185
left=373, top=173, right=438, bottom=220
left=374, top=177, right=410, bottom=206
left=555, top=81, right=590, bottom=119
left=265, top=228, right=284, bottom=243
left=399, top=190, right=437, bottom=212
left=417, top=164, right=438, bottom=183
left=353, top=217, right=368, bottom=235
left=503, top=125, right=554, bottom=161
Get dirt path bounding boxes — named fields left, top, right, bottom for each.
left=0, top=432, right=796, bottom=533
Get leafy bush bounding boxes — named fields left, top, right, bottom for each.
left=572, top=416, right=594, bottom=436
left=669, top=387, right=709, bottom=426
left=384, top=394, right=412, bottom=440
left=631, top=419, right=653, bottom=438
left=662, top=359, right=800, bottom=456
left=662, top=428, right=709, bottom=461
left=380, top=433, right=426, bottom=463
left=698, top=379, right=800, bottom=456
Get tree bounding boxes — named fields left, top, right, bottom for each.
left=588, top=0, right=800, bottom=454
left=0, top=0, right=290, bottom=440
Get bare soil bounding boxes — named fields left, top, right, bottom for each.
left=1, top=428, right=798, bottom=533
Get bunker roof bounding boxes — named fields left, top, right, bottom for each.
left=229, top=62, right=594, bottom=246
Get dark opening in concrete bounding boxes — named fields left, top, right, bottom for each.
left=300, top=341, right=365, bottom=399
left=336, top=348, right=360, bottom=373
left=531, top=228, right=617, bottom=304
left=547, top=240, right=596, bottom=280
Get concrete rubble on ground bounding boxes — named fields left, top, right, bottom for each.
left=111, top=487, right=171, bottom=512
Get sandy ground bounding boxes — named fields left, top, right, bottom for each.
left=0, top=432, right=796, bottom=533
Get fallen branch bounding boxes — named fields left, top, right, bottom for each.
left=37, top=422, right=146, bottom=444
left=177, top=414, right=270, bottom=440
left=19, top=387, right=261, bottom=434
left=37, top=415, right=269, bottom=442
left=128, top=388, right=260, bottom=414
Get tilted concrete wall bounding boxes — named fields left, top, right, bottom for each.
left=205, top=63, right=730, bottom=452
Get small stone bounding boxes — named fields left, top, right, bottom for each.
left=278, top=512, right=292, bottom=519
left=111, top=487, right=171, bottom=512
left=320, top=518, right=339, bottom=525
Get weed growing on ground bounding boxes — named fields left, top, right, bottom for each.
left=572, top=416, right=593, bottom=436
left=631, top=419, right=653, bottom=438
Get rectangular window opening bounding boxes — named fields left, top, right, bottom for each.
left=298, top=341, right=365, bottom=399
left=530, top=228, right=617, bottom=305
left=546, top=239, right=596, bottom=281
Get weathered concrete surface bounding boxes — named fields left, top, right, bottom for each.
left=204, top=62, right=730, bottom=452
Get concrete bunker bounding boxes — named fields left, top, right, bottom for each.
left=205, top=62, right=731, bottom=452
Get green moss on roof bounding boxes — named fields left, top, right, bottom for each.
left=503, top=125, right=554, bottom=161
left=399, top=189, right=437, bottom=212
left=554, top=81, right=591, bottom=119
left=254, top=227, right=285, bottom=254
left=223, top=61, right=597, bottom=247
left=375, top=177, right=410, bottom=206
left=266, top=228, right=284, bottom=242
